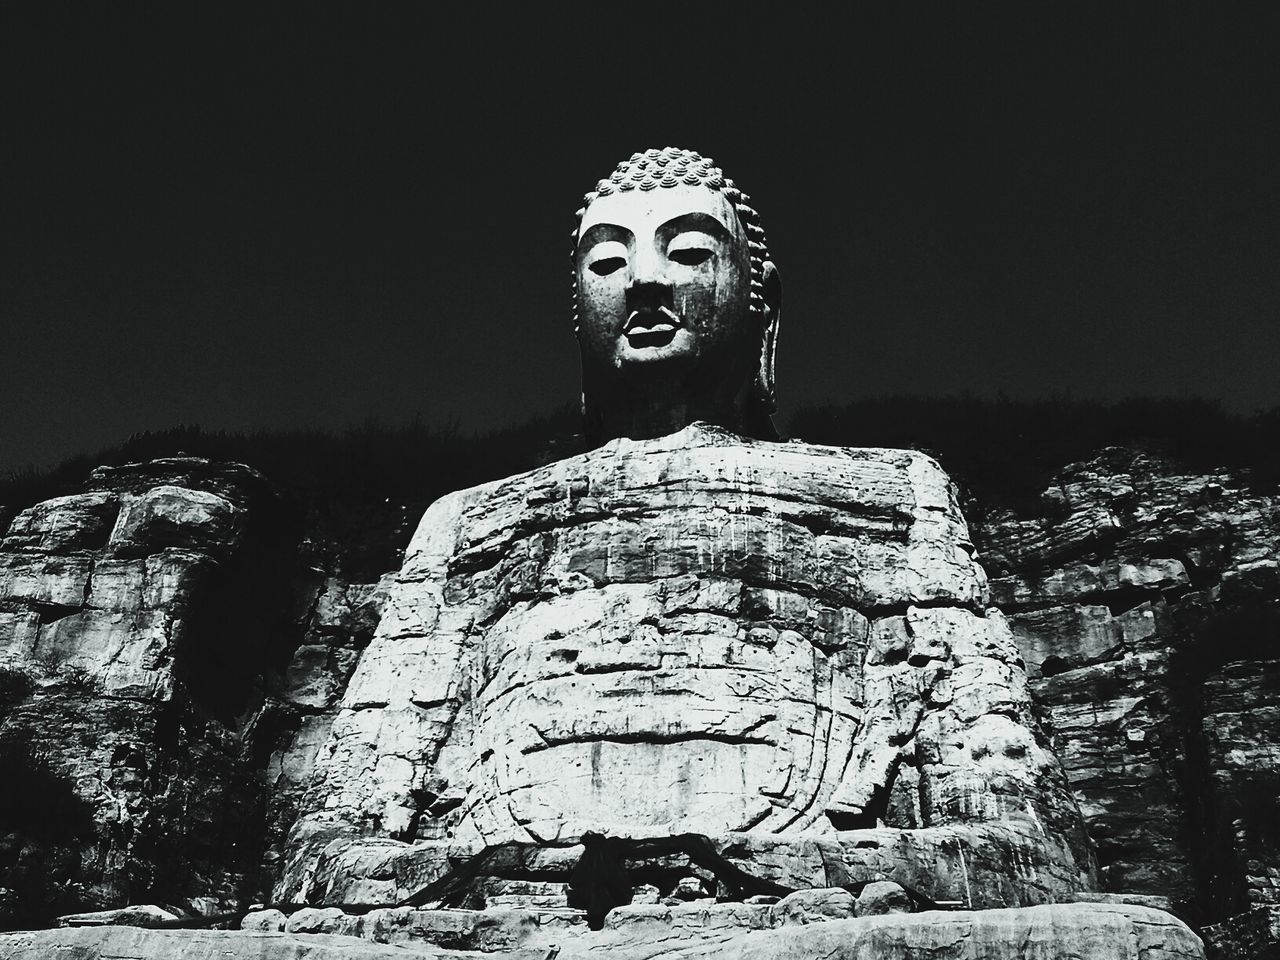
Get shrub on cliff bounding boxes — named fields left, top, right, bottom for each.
left=0, top=743, right=96, bottom=929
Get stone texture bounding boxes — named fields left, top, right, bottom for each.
left=282, top=424, right=1091, bottom=910
left=241, top=907, right=287, bottom=931
left=770, top=886, right=856, bottom=923
left=0, top=902, right=1204, bottom=958
left=974, top=447, right=1280, bottom=931
left=0, top=927, right=443, bottom=958
left=0, top=439, right=1271, bottom=956
left=573, top=148, right=782, bottom=448
left=56, top=904, right=179, bottom=927
left=1201, top=904, right=1280, bottom=960
left=0, top=459, right=304, bottom=924
left=258, top=573, right=393, bottom=885
left=854, top=880, right=912, bottom=916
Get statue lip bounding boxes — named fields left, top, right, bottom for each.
left=624, top=307, right=682, bottom=347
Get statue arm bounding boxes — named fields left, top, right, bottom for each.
left=815, top=605, right=1094, bottom=906
left=819, top=454, right=1094, bottom=904
left=278, top=483, right=493, bottom=903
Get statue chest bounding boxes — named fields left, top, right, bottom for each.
left=408, top=432, right=984, bottom=842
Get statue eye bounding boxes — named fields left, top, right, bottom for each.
left=668, top=247, right=712, bottom=267
left=589, top=256, right=627, bottom=277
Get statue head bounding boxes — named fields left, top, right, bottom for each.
left=572, top=148, right=782, bottom=445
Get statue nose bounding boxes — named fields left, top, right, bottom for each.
left=625, top=279, right=672, bottom=314
left=628, top=244, right=669, bottom=289
left=626, top=246, right=672, bottom=311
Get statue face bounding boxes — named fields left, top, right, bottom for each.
left=575, top=185, right=754, bottom=377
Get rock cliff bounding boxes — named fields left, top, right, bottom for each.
left=0, top=459, right=299, bottom=922
left=972, top=447, right=1280, bottom=956
left=0, top=459, right=388, bottom=926
left=0, top=440, right=1273, bottom=958
left=280, top=424, right=1091, bottom=914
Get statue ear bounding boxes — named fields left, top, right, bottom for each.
left=755, top=260, right=782, bottom=415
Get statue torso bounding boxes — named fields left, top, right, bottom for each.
left=328, top=424, right=992, bottom=847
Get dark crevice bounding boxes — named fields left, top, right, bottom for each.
left=1165, top=604, right=1280, bottom=927
left=35, top=603, right=82, bottom=626
left=996, top=584, right=1169, bottom=616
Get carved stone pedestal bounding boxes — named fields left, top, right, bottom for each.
left=0, top=902, right=1205, bottom=959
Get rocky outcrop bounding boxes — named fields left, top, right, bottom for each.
left=0, top=439, right=1274, bottom=959
left=1202, top=905, right=1280, bottom=960
left=0, top=458, right=394, bottom=931
left=258, top=573, right=392, bottom=885
left=974, top=447, right=1280, bottom=940
left=0, top=459, right=306, bottom=923
left=0, top=902, right=1205, bottom=959
left=0, top=457, right=395, bottom=928
left=281, top=424, right=1092, bottom=910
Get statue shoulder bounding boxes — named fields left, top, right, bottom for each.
left=777, top=438, right=962, bottom=523
left=402, top=478, right=506, bottom=568
left=783, top=436, right=949, bottom=474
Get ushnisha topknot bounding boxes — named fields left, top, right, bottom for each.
left=570, top=147, right=777, bottom=416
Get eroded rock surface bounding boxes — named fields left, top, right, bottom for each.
left=0, top=902, right=1205, bottom=959
left=0, top=459, right=307, bottom=922
left=282, top=424, right=1091, bottom=909
left=974, top=447, right=1280, bottom=941
left=259, top=573, right=393, bottom=885
left=1, top=440, right=1271, bottom=958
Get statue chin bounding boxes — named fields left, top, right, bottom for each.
left=581, top=357, right=759, bottom=445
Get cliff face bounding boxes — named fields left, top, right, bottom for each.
left=972, top=448, right=1280, bottom=938
left=0, top=444, right=1275, bottom=952
left=279, top=425, right=1091, bottom=914
left=0, top=459, right=306, bottom=922
left=0, top=459, right=389, bottom=926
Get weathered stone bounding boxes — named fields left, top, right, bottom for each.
left=672, top=877, right=712, bottom=901
left=1201, top=904, right=1280, bottom=960
left=1007, top=603, right=1121, bottom=677
left=57, top=904, right=180, bottom=927
left=0, top=457, right=302, bottom=919
left=240, top=908, right=287, bottom=931
left=282, top=425, right=1089, bottom=911
left=283, top=906, right=348, bottom=934
left=990, top=558, right=1189, bottom=610
left=1073, top=891, right=1174, bottom=911
left=281, top=644, right=358, bottom=709
left=0, top=553, right=93, bottom=608
left=573, top=148, right=781, bottom=446
left=310, top=576, right=392, bottom=644
left=853, top=880, right=912, bottom=916
left=0, top=927, right=440, bottom=959
left=696, top=903, right=1205, bottom=960
left=1, top=492, right=118, bottom=553
left=973, top=447, right=1280, bottom=921
left=0, top=903, right=1205, bottom=959
left=274, top=152, right=1097, bottom=948
left=0, top=144, right=1251, bottom=960
left=258, top=571, right=394, bottom=898
left=770, top=887, right=856, bottom=924
left=109, top=485, right=239, bottom=556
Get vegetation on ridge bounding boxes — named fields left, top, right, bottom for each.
left=2, top=396, right=1277, bottom=579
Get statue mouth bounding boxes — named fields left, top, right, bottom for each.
left=624, top=307, right=681, bottom=348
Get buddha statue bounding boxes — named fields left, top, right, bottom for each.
left=279, top=148, right=1096, bottom=913
left=573, top=149, right=780, bottom=445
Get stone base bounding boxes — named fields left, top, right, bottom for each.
left=0, top=928, right=416, bottom=959
left=0, top=902, right=1204, bottom=959
left=288, top=825, right=1089, bottom=911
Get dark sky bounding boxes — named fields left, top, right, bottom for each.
left=3, top=5, right=1278, bottom=475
